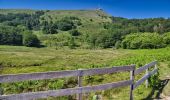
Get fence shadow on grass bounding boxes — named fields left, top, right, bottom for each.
left=142, top=79, right=169, bottom=100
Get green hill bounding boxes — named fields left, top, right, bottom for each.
left=0, top=9, right=113, bottom=48
left=1, top=9, right=170, bottom=49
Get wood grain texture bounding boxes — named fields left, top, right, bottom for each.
left=0, top=65, right=135, bottom=83
left=130, top=69, right=135, bottom=100
left=0, top=61, right=158, bottom=100
left=134, top=68, right=158, bottom=89
left=0, top=80, right=132, bottom=100
left=134, top=61, right=157, bottom=75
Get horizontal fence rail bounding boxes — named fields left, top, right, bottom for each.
left=0, top=65, right=135, bottom=83
left=0, top=61, right=158, bottom=100
left=134, top=61, right=158, bottom=89
left=0, top=80, right=132, bottom=100
left=134, top=61, right=157, bottom=75
left=134, top=68, right=158, bottom=89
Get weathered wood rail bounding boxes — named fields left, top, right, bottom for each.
left=0, top=61, right=158, bottom=100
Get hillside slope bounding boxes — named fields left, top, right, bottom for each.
left=0, top=9, right=112, bottom=48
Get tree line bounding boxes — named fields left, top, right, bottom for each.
left=87, top=17, right=170, bottom=49
left=0, top=25, right=40, bottom=47
left=1, top=10, right=170, bottom=49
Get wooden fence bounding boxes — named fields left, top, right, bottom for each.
left=0, top=61, right=158, bottom=100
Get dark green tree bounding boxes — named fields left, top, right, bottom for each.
left=69, top=29, right=81, bottom=36
left=23, top=31, right=40, bottom=47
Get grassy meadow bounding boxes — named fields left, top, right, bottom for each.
left=0, top=45, right=170, bottom=100
left=1, top=7, right=170, bottom=100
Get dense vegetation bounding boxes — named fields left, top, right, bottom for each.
left=0, top=46, right=170, bottom=99
left=0, top=9, right=170, bottom=99
left=121, top=33, right=166, bottom=49
left=1, top=9, right=170, bottom=49
left=23, top=31, right=40, bottom=47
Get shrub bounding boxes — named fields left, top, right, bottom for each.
left=122, top=33, right=165, bottom=49
left=163, top=32, right=170, bottom=45
left=41, top=33, right=72, bottom=48
left=0, top=25, right=22, bottom=45
left=42, top=21, right=58, bottom=34
left=23, top=31, right=40, bottom=47
left=88, top=31, right=114, bottom=48
left=69, top=29, right=81, bottom=36
left=57, top=17, right=76, bottom=31
left=115, top=41, right=121, bottom=49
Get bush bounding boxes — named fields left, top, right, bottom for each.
left=0, top=25, right=23, bottom=45
left=42, top=21, right=58, bottom=34
left=41, top=33, right=72, bottom=48
left=122, top=33, right=165, bottom=49
left=69, top=29, right=81, bottom=36
left=57, top=17, right=79, bottom=31
left=163, top=32, right=170, bottom=45
left=57, top=20, right=75, bottom=31
left=88, top=31, right=114, bottom=48
left=23, top=31, right=40, bottom=47
left=115, top=41, right=121, bottom=49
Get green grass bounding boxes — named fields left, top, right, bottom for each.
left=0, top=45, right=170, bottom=100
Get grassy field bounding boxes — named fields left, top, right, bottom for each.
left=0, top=45, right=170, bottom=100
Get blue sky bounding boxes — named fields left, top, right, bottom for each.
left=0, top=0, right=170, bottom=18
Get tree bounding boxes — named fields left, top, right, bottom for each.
left=57, top=20, right=75, bottom=31
left=69, top=29, right=81, bottom=36
left=23, top=31, right=40, bottom=47
left=0, top=25, right=22, bottom=45
left=88, top=31, right=114, bottom=48
left=42, top=21, right=58, bottom=34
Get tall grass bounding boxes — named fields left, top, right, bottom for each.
left=0, top=46, right=170, bottom=99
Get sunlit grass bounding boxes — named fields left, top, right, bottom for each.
left=0, top=45, right=170, bottom=99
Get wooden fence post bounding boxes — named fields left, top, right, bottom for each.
left=130, top=65, right=135, bottom=100
left=154, top=63, right=158, bottom=70
left=77, top=69, right=83, bottom=100
left=145, top=67, right=148, bottom=88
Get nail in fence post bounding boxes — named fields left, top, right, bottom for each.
left=130, top=65, right=135, bottom=100
left=77, top=69, right=83, bottom=100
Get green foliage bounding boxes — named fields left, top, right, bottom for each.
left=115, top=41, right=121, bottom=49
left=122, top=33, right=166, bottom=49
left=163, top=32, right=170, bottom=45
left=0, top=25, right=22, bottom=45
left=57, top=19, right=75, bottom=31
left=41, top=33, right=72, bottom=48
left=88, top=31, right=114, bottom=48
left=110, top=17, right=170, bottom=34
left=148, top=69, right=160, bottom=88
left=42, top=21, right=58, bottom=34
left=56, top=16, right=82, bottom=31
left=69, top=29, right=81, bottom=36
left=68, top=37, right=76, bottom=49
left=1, top=9, right=170, bottom=99
left=23, top=31, right=40, bottom=47
left=0, top=11, right=44, bottom=30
